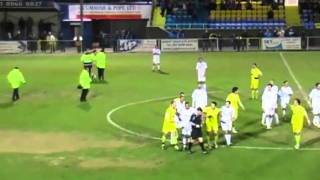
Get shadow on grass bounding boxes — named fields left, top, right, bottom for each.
left=0, top=102, right=14, bottom=109
left=92, top=80, right=108, bottom=85
left=158, top=70, right=169, bottom=75
left=77, top=102, right=92, bottom=112
left=303, top=136, right=320, bottom=146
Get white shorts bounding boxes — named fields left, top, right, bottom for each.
left=197, top=74, right=206, bottom=82
left=153, top=56, right=160, bottom=64
left=221, top=121, right=232, bottom=131
left=175, top=116, right=183, bottom=129
left=263, top=106, right=275, bottom=116
left=312, top=105, right=320, bottom=115
left=280, top=98, right=290, bottom=109
left=182, top=128, right=192, bottom=136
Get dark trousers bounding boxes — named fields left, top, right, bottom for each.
left=83, top=63, right=92, bottom=75
left=97, top=68, right=105, bottom=80
left=12, top=88, right=19, bottom=101
left=80, top=89, right=89, bottom=102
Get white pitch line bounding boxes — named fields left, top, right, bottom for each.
left=279, top=52, right=311, bottom=107
left=106, top=92, right=320, bottom=151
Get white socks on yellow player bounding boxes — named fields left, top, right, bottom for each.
left=224, top=134, right=231, bottom=146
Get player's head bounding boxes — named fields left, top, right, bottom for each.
left=266, top=83, right=273, bottom=91
left=294, top=98, right=301, bottom=105
left=101, top=48, right=105, bottom=52
left=198, top=57, right=203, bottom=62
left=211, top=101, right=217, bottom=108
left=196, top=107, right=203, bottom=115
left=232, top=87, right=239, bottom=93
left=315, top=82, right=320, bottom=89
left=225, top=100, right=231, bottom=107
left=155, top=44, right=158, bottom=48
left=252, top=63, right=257, bottom=68
left=185, top=101, right=190, bottom=109
left=179, top=92, right=185, bottom=100
left=170, top=100, right=176, bottom=108
left=283, top=80, right=288, bottom=86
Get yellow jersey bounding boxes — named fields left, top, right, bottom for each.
left=226, top=93, right=241, bottom=110
left=250, top=67, right=263, bottom=80
left=203, top=106, right=220, bottom=122
left=291, top=105, right=307, bottom=125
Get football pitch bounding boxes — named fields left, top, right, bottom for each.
left=0, top=51, right=319, bottom=180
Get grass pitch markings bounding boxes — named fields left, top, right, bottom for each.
left=279, top=52, right=311, bottom=107
left=106, top=91, right=320, bottom=151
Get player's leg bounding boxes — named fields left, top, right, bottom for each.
left=213, top=129, right=219, bottom=148
left=198, top=137, right=207, bottom=154
left=292, top=124, right=302, bottom=149
left=161, top=132, right=168, bottom=150
left=232, top=111, right=238, bottom=133
left=312, top=107, right=320, bottom=127
left=294, top=132, right=301, bottom=149
left=274, top=109, right=280, bottom=125
left=261, top=111, right=266, bottom=126
left=222, top=123, right=231, bottom=146
left=170, top=130, right=179, bottom=150
left=205, top=123, right=212, bottom=149
left=265, top=114, right=274, bottom=129
left=188, top=138, right=194, bottom=153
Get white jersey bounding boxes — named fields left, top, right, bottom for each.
left=220, top=105, right=234, bottom=124
left=192, top=88, right=208, bottom=109
left=196, top=61, right=207, bottom=81
left=181, top=107, right=195, bottom=135
left=264, top=85, right=279, bottom=107
left=174, top=98, right=185, bottom=115
left=262, top=89, right=277, bottom=109
left=262, top=89, right=276, bottom=115
left=278, top=86, right=293, bottom=108
left=309, top=88, right=320, bottom=114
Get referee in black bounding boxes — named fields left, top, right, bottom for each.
left=189, top=107, right=207, bottom=154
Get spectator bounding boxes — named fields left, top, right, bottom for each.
left=263, top=29, right=273, bottom=37
left=267, top=9, right=274, bottom=19
left=73, top=33, right=83, bottom=53
left=47, top=32, right=56, bottom=53
left=236, top=0, right=242, bottom=10
left=246, top=0, right=253, bottom=10
left=287, top=28, right=295, bottom=37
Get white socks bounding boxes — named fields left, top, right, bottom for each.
left=266, top=116, right=273, bottom=129
left=224, top=134, right=231, bottom=145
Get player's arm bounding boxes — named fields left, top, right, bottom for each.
left=238, top=97, right=245, bottom=110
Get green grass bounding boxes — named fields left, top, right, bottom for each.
left=0, top=52, right=320, bottom=180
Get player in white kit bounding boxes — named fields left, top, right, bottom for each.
left=220, top=101, right=235, bottom=146
left=196, top=57, right=207, bottom=89
left=309, top=82, right=320, bottom=128
left=152, top=45, right=161, bottom=72
left=174, top=92, right=186, bottom=130
left=262, top=80, right=280, bottom=125
left=180, top=102, right=196, bottom=151
left=192, top=85, right=208, bottom=109
left=262, top=84, right=277, bottom=129
left=278, top=80, right=293, bottom=117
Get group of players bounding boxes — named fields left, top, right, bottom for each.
left=4, top=48, right=107, bottom=103
left=152, top=47, right=320, bottom=152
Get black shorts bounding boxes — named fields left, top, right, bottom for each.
left=83, top=63, right=92, bottom=69
left=191, top=129, right=202, bottom=139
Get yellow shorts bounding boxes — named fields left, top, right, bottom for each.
left=206, top=120, right=218, bottom=133
left=250, top=79, right=260, bottom=90
left=162, top=122, right=176, bottom=134
left=292, top=123, right=303, bottom=134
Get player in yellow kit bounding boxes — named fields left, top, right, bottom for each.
left=203, top=101, right=220, bottom=149
left=250, top=63, right=263, bottom=99
left=226, top=87, right=245, bottom=133
left=290, top=98, right=311, bottom=149
left=161, top=101, right=179, bottom=150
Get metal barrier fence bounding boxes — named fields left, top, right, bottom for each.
left=1, top=37, right=320, bottom=54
